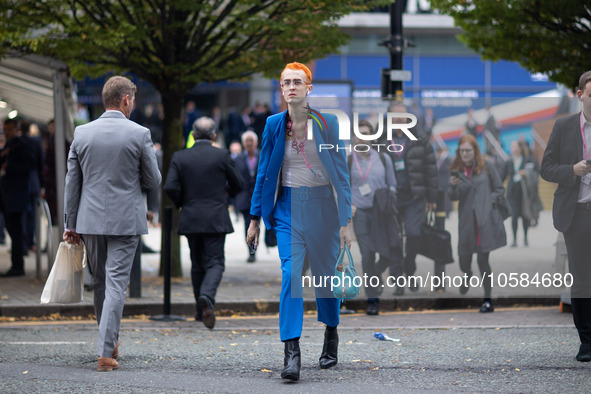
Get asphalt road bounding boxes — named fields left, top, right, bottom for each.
left=0, top=307, right=589, bottom=393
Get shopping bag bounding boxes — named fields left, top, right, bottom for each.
left=40, top=242, right=86, bottom=304
left=417, top=212, right=454, bottom=264
left=332, top=244, right=361, bottom=301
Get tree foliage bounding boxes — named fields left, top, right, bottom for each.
left=431, top=0, right=591, bottom=90
left=0, top=0, right=385, bottom=92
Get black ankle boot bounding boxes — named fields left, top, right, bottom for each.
left=281, top=339, right=301, bottom=381
left=319, top=326, right=338, bottom=369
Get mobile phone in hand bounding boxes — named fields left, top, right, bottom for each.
left=450, top=170, right=469, bottom=182
left=249, top=242, right=257, bottom=255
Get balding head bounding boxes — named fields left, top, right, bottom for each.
left=192, top=117, right=217, bottom=140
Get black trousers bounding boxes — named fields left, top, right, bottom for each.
left=508, top=186, right=529, bottom=243
left=354, top=208, right=403, bottom=298
left=433, top=190, right=448, bottom=280
left=5, top=211, right=24, bottom=272
left=564, top=205, right=591, bottom=345
left=186, top=233, right=226, bottom=308
left=23, top=194, right=37, bottom=249
left=459, top=252, right=492, bottom=299
left=397, top=195, right=426, bottom=276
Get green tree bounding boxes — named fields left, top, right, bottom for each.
left=0, top=0, right=387, bottom=276
left=431, top=0, right=591, bottom=89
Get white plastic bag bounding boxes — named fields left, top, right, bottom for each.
left=40, top=242, right=86, bottom=304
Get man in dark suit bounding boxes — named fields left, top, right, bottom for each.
left=20, top=120, right=44, bottom=252
left=541, top=70, right=591, bottom=362
left=164, top=117, right=244, bottom=329
left=233, top=131, right=259, bottom=262
left=0, top=118, right=32, bottom=277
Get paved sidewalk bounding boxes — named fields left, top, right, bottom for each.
left=0, top=211, right=567, bottom=318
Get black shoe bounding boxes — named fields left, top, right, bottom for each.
left=408, top=283, right=419, bottom=292
left=394, top=286, right=404, bottom=296
left=479, top=301, right=494, bottom=313
left=510, top=242, right=517, bottom=248
left=247, top=255, right=256, bottom=263
left=366, top=299, right=379, bottom=316
left=319, top=326, right=339, bottom=369
left=576, top=343, right=591, bottom=362
left=197, top=295, right=215, bottom=329
left=0, top=268, right=25, bottom=277
left=281, top=339, right=301, bottom=381
left=524, top=239, right=528, bottom=247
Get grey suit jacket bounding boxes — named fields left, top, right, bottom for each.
left=64, top=111, right=161, bottom=235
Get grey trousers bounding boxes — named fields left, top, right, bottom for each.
left=83, top=234, right=140, bottom=357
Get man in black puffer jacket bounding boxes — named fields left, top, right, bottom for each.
left=386, top=101, right=438, bottom=295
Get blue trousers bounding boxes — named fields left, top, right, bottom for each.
left=274, top=185, right=341, bottom=341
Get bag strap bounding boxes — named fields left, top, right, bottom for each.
left=347, top=151, right=389, bottom=185
left=335, top=244, right=354, bottom=270
left=426, top=210, right=436, bottom=226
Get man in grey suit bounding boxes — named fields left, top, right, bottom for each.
left=63, top=76, right=161, bottom=372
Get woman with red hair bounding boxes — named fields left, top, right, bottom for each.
left=448, top=134, right=507, bottom=313
left=247, top=62, right=352, bottom=381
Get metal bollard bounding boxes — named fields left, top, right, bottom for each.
left=150, top=206, right=185, bottom=321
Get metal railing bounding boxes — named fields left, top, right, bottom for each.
left=34, top=197, right=54, bottom=279
left=531, top=128, right=547, bottom=151
left=482, top=130, right=510, bottom=162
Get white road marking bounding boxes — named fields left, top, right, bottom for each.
left=0, top=341, right=87, bottom=345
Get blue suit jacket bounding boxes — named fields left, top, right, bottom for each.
left=250, top=110, right=351, bottom=229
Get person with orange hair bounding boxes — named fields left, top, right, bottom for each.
left=448, top=134, right=507, bottom=313
left=247, top=62, right=352, bottom=381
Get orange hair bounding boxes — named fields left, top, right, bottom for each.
left=281, top=62, right=312, bottom=83
left=449, top=134, right=486, bottom=175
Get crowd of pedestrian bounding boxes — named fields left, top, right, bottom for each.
left=3, top=66, right=591, bottom=377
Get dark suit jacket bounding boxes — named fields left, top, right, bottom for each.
left=233, top=151, right=259, bottom=213
left=164, top=141, right=244, bottom=235
left=0, top=136, right=33, bottom=213
left=540, top=113, right=582, bottom=232
left=22, top=135, right=44, bottom=195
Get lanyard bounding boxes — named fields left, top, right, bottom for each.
left=247, top=155, right=257, bottom=176
left=292, top=138, right=328, bottom=181
left=391, top=136, right=406, bottom=159
left=353, top=151, right=373, bottom=183
left=581, top=112, right=589, bottom=160
left=464, top=164, right=474, bottom=179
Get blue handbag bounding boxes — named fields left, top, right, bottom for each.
left=332, top=244, right=361, bottom=300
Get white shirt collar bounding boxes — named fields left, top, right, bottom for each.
left=582, top=111, right=591, bottom=126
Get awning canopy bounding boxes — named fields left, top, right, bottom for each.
left=0, top=52, right=76, bottom=131
left=0, top=52, right=76, bottom=237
